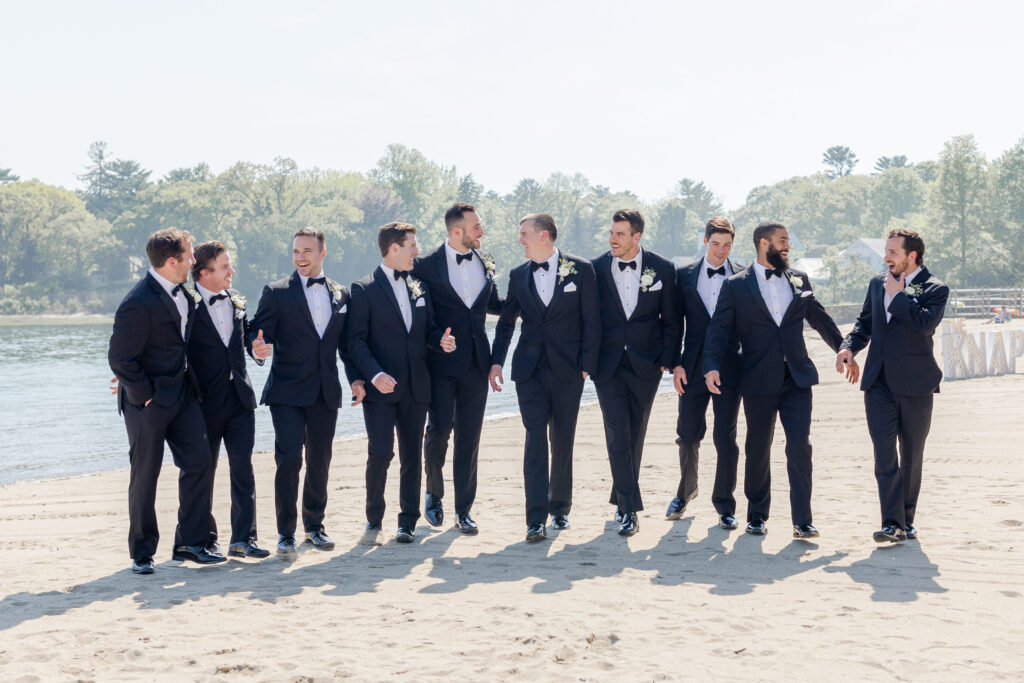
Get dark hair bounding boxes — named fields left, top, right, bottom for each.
left=752, top=220, right=786, bottom=250
left=293, top=226, right=325, bottom=249
left=444, top=203, right=477, bottom=232
left=888, top=227, right=925, bottom=266
left=191, top=240, right=228, bottom=282
left=520, top=213, right=558, bottom=241
left=705, top=216, right=735, bottom=241
left=146, top=228, right=193, bottom=268
left=378, top=221, right=417, bottom=257
left=612, top=209, right=644, bottom=234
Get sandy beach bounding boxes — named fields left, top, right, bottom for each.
left=1, top=321, right=1023, bottom=681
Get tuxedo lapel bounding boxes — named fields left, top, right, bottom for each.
left=597, top=253, right=627, bottom=321
left=287, top=271, right=318, bottom=334
left=523, top=266, right=547, bottom=315
left=745, top=269, right=775, bottom=323
left=469, top=248, right=493, bottom=310
left=197, top=299, right=219, bottom=339
left=374, top=266, right=409, bottom=333
left=780, top=271, right=803, bottom=324
left=434, top=247, right=464, bottom=305
left=147, top=274, right=184, bottom=338
left=688, top=264, right=711, bottom=322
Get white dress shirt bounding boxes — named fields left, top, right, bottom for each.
left=149, top=268, right=188, bottom=339
left=380, top=263, right=412, bottom=332
left=196, top=283, right=232, bottom=347
left=752, top=261, right=793, bottom=327
left=697, top=256, right=733, bottom=317
left=611, top=248, right=643, bottom=319
left=884, top=266, right=922, bottom=323
left=531, top=249, right=560, bottom=307
left=445, top=241, right=487, bottom=308
left=299, top=272, right=333, bottom=338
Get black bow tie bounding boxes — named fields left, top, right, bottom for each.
left=171, top=284, right=184, bottom=298
left=456, top=252, right=473, bottom=265
left=618, top=260, right=637, bottom=272
left=306, top=276, right=326, bottom=288
left=393, top=270, right=409, bottom=281
left=707, top=266, right=726, bottom=278
left=765, top=268, right=785, bottom=280
left=530, top=261, right=550, bottom=272
left=209, top=293, right=229, bottom=304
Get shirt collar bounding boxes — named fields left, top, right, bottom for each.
left=299, top=272, right=328, bottom=288
left=445, top=241, right=472, bottom=262
left=904, top=266, right=923, bottom=285
left=148, top=268, right=180, bottom=297
left=701, top=255, right=729, bottom=276
left=613, top=247, right=643, bottom=270
left=380, top=263, right=400, bottom=284
left=195, top=282, right=226, bottom=304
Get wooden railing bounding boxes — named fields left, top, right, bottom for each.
left=948, top=288, right=1024, bottom=319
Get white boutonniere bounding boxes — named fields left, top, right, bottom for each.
left=230, top=293, right=247, bottom=319
left=481, top=252, right=496, bottom=279
left=788, top=274, right=804, bottom=289
left=640, top=267, right=656, bottom=292
left=183, top=283, right=202, bottom=304
left=407, top=277, right=424, bottom=301
left=557, top=257, right=577, bottom=284
left=328, top=281, right=344, bottom=304
left=905, top=283, right=923, bottom=298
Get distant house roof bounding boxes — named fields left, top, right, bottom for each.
left=792, top=257, right=830, bottom=282
left=842, top=238, right=886, bottom=258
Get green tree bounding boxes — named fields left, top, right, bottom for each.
left=822, top=145, right=859, bottom=180
left=0, top=168, right=19, bottom=184
left=868, top=167, right=925, bottom=226
left=77, top=141, right=152, bottom=221
left=872, top=155, right=908, bottom=174
left=370, top=144, right=457, bottom=244
left=457, top=173, right=483, bottom=204
left=936, top=134, right=987, bottom=276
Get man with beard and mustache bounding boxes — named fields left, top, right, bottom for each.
left=412, top=203, right=503, bottom=534
left=836, top=228, right=948, bottom=544
left=703, top=221, right=855, bottom=538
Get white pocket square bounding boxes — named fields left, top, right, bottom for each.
left=415, top=298, right=426, bottom=307
left=563, top=282, right=577, bottom=292
left=339, top=304, right=347, bottom=312
left=800, top=290, right=812, bottom=298
left=649, top=281, right=663, bottom=292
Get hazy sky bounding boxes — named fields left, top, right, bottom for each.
left=3, top=1, right=1023, bottom=208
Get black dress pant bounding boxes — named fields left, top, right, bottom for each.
left=423, top=365, right=488, bottom=515
left=363, top=395, right=428, bottom=529
left=203, top=390, right=258, bottom=545
left=268, top=392, right=338, bottom=537
left=122, top=389, right=213, bottom=560
left=741, top=369, right=814, bottom=526
left=865, top=372, right=933, bottom=529
left=595, top=356, right=661, bottom=514
left=675, top=374, right=741, bottom=516
left=516, top=361, right=585, bottom=526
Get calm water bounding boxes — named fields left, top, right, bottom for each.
left=0, top=320, right=676, bottom=484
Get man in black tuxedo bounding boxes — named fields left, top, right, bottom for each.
left=591, top=209, right=677, bottom=536
left=348, top=222, right=455, bottom=545
left=668, top=217, right=743, bottom=530
left=489, top=213, right=600, bottom=542
left=109, top=228, right=225, bottom=574
left=412, top=203, right=502, bottom=534
left=704, top=221, right=853, bottom=538
left=248, top=227, right=358, bottom=556
left=836, top=228, right=948, bottom=544
left=187, top=241, right=270, bottom=559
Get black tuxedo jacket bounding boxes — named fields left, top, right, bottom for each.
left=109, top=272, right=198, bottom=412
left=186, top=288, right=258, bottom=412
left=411, top=244, right=503, bottom=378
left=247, top=271, right=355, bottom=409
left=840, top=267, right=948, bottom=395
left=591, top=249, right=678, bottom=384
left=490, top=252, right=601, bottom=383
left=674, top=259, right=743, bottom=386
left=704, top=267, right=844, bottom=396
left=347, top=267, right=438, bottom=404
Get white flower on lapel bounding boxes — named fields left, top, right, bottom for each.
left=328, top=281, right=344, bottom=304
left=557, top=257, right=577, bottom=284
left=481, top=252, right=496, bottom=278
left=230, top=292, right=246, bottom=310
left=183, top=283, right=202, bottom=304
left=788, top=274, right=804, bottom=289
left=640, top=267, right=656, bottom=292
left=407, top=277, right=424, bottom=301
left=905, top=283, right=923, bottom=298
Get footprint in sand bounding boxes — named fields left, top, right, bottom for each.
left=998, top=519, right=1022, bottom=527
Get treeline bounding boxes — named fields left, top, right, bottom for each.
left=0, top=134, right=1021, bottom=314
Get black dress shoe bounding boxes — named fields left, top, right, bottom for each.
left=906, top=525, right=918, bottom=540
left=745, top=520, right=767, bottom=536
left=361, top=523, right=383, bottom=546
left=614, top=508, right=624, bottom=524
left=206, top=540, right=223, bottom=556
left=552, top=514, right=570, bottom=530
left=618, top=512, right=639, bottom=536
left=228, top=540, right=271, bottom=558
left=131, top=557, right=154, bottom=575
left=455, top=513, right=479, bottom=535
left=305, top=530, right=335, bottom=550
left=665, top=497, right=687, bottom=520
left=395, top=526, right=415, bottom=544
left=172, top=544, right=227, bottom=564
left=425, top=492, right=444, bottom=527
left=719, top=515, right=738, bottom=530
left=793, top=524, right=820, bottom=539
left=277, top=535, right=297, bottom=555
left=526, top=523, right=546, bottom=542
left=873, top=524, right=907, bottom=544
